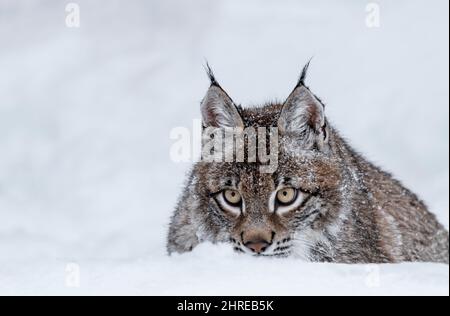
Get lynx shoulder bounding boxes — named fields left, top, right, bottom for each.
left=167, top=63, right=449, bottom=264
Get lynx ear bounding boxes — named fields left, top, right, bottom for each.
left=278, top=83, right=327, bottom=148
left=200, top=84, right=244, bottom=128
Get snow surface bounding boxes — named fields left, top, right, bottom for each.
left=0, top=0, right=448, bottom=296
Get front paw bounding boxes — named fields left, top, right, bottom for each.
left=167, top=231, right=200, bottom=254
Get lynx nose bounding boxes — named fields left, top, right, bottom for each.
left=244, top=241, right=270, bottom=254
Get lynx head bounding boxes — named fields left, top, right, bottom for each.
left=194, top=63, right=343, bottom=258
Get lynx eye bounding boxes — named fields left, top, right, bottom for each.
left=276, top=188, right=297, bottom=205
left=223, top=190, right=242, bottom=206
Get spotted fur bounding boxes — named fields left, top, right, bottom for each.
left=167, top=65, right=449, bottom=264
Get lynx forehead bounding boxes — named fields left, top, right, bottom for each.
left=167, top=63, right=449, bottom=264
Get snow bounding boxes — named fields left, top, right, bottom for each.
left=1, top=243, right=448, bottom=296
left=0, top=0, right=448, bottom=296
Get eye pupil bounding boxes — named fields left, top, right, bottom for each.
left=223, top=190, right=242, bottom=206
left=276, top=188, right=297, bottom=205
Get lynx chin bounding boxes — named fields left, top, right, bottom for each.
left=167, top=63, right=449, bottom=264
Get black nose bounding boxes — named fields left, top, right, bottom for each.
left=244, top=240, right=270, bottom=254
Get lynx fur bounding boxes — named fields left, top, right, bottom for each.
left=167, top=64, right=449, bottom=264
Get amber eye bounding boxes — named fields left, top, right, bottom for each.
left=223, top=190, right=242, bottom=206
left=276, top=188, right=297, bottom=205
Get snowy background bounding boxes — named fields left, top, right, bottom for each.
left=0, top=0, right=448, bottom=296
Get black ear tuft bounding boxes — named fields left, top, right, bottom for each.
left=204, top=62, right=219, bottom=87
left=200, top=66, right=244, bottom=128
left=297, top=58, right=313, bottom=87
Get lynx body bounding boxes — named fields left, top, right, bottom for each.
left=167, top=64, right=449, bottom=264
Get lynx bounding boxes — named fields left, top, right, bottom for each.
left=167, top=63, right=449, bottom=263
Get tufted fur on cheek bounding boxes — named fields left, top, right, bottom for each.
left=167, top=63, right=449, bottom=264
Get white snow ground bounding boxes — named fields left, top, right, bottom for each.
left=0, top=0, right=448, bottom=296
